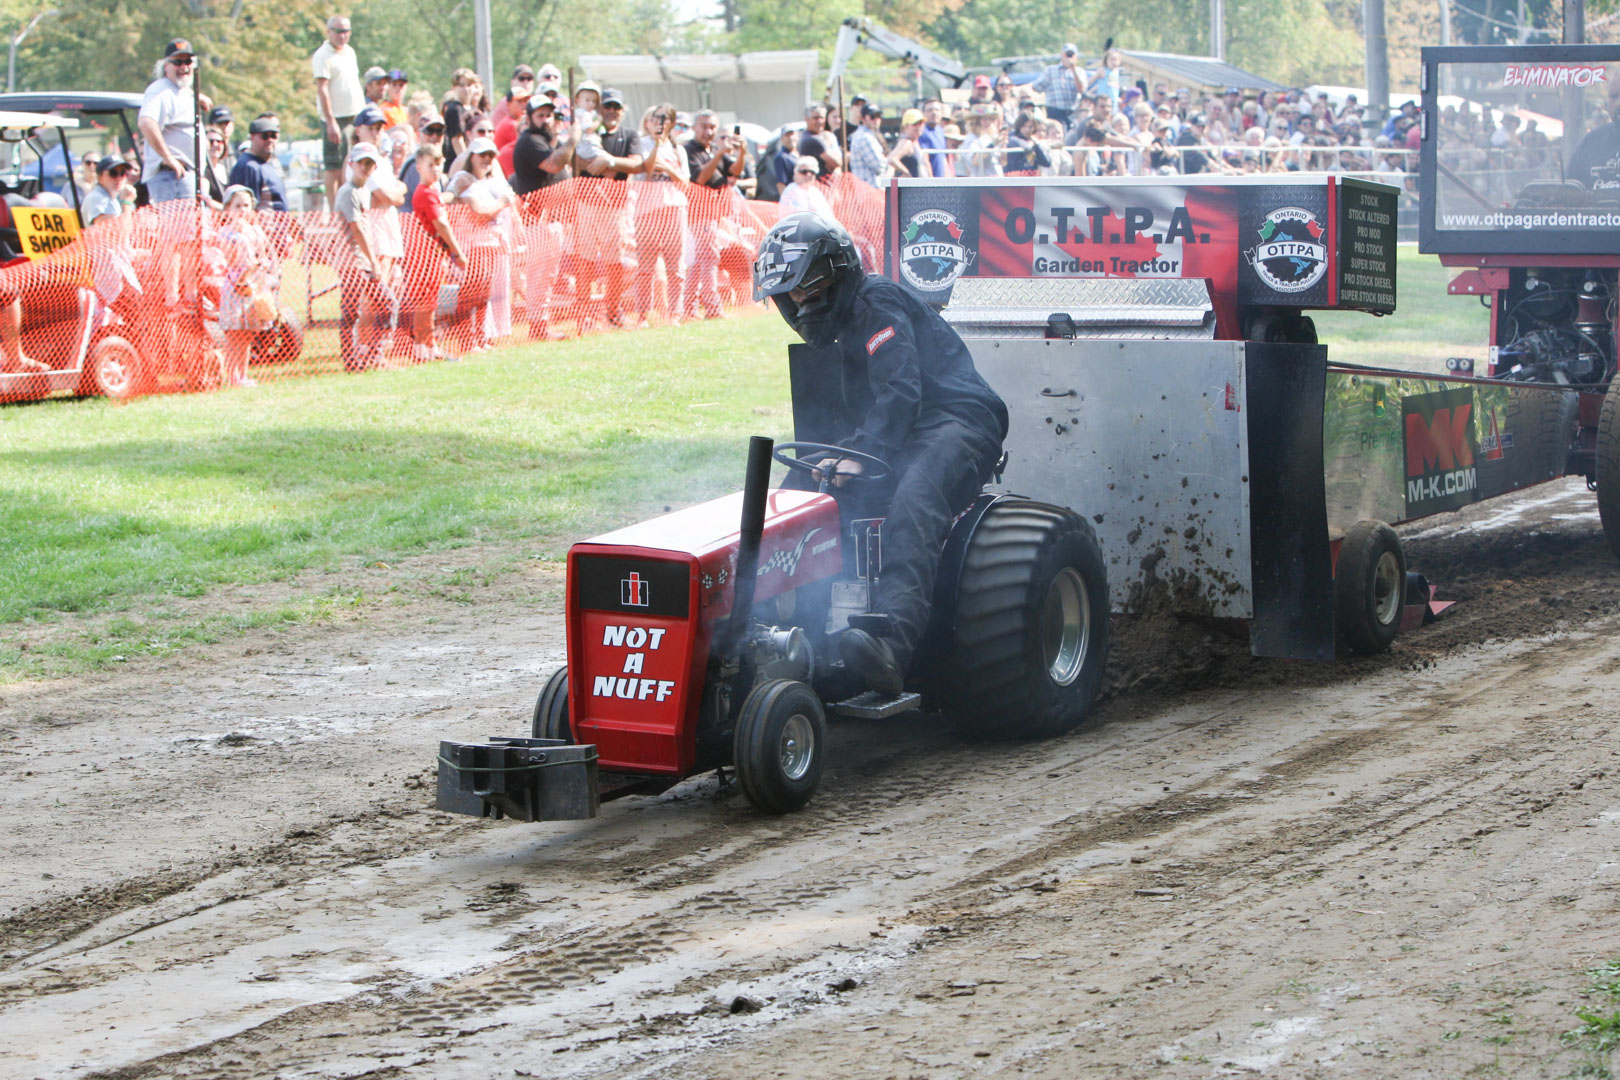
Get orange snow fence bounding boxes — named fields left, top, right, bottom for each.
left=0, top=174, right=885, bottom=404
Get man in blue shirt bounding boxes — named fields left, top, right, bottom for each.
left=227, top=116, right=289, bottom=211
left=1029, top=43, right=1084, bottom=132
left=918, top=98, right=949, bottom=177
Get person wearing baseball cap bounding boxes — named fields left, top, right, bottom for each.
left=81, top=155, right=136, bottom=226
left=227, top=114, right=288, bottom=212
left=312, top=15, right=362, bottom=207
left=363, top=65, right=389, bottom=109
left=970, top=74, right=992, bottom=104
left=208, top=104, right=234, bottom=149
left=381, top=69, right=410, bottom=129
left=352, top=103, right=386, bottom=150
left=335, top=142, right=389, bottom=369
left=401, top=110, right=447, bottom=204
left=138, top=38, right=211, bottom=203
left=511, top=95, right=572, bottom=195
left=1029, top=41, right=1084, bottom=131
left=447, top=133, right=520, bottom=348
left=512, top=63, right=536, bottom=84
left=537, top=62, right=562, bottom=90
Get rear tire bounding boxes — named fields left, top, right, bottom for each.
left=80, top=334, right=144, bottom=399
left=1599, top=389, right=1620, bottom=562
left=1335, top=520, right=1404, bottom=655
left=940, top=501, right=1110, bottom=739
left=1480, top=384, right=1578, bottom=494
left=733, top=679, right=826, bottom=814
left=532, top=667, right=570, bottom=740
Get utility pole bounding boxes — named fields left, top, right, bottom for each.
left=1210, top=0, right=1226, bottom=61
left=8, top=9, right=59, bottom=94
left=474, top=0, right=494, bottom=102
left=1565, top=0, right=1584, bottom=42
left=1564, top=0, right=1584, bottom=159
left=1364, top=0, right=1389, bottom=122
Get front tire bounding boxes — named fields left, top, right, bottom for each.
left=532, top=666, right=570, bottom=740
left=1334, top=520, right=1405, bottom=655
left=733, top=679, right=826, bottom=814
left=80, top=334, right=144, bottom=399
left=940, top=501, right=1110, bottom=738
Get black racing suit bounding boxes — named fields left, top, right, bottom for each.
left=822, top=272, right=1008, bottom=670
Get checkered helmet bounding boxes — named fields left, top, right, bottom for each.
left=751, top=212, right=859, bottom=302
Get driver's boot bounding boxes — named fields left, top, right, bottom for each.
left=840, top=628, right=904, bottom=695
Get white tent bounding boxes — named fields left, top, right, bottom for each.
left=577, top=51, right=819, bottom=129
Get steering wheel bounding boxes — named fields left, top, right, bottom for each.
left=772, top=442, right=893, bottom=490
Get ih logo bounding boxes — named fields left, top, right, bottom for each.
left=1403, top=387, right=1479, bottom=515
left=621, top=572, right=649, bottom=607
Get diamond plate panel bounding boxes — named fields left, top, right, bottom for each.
left=940, top=277, right=1214, bottom=339
left=947, top=276, right=1213, bottom=310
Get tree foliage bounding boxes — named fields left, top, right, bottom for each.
left=929, top=0, right=1364, bottom=86
left=9, top=0, right=680, bottom=141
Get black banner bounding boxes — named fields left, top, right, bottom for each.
left=573, top=555, right=691, bottom=618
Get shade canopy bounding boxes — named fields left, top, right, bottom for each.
left=577, top=51, right=818, bottom=129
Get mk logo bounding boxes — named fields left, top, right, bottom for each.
left=621, top=572, right=649, bottom=607
left=1405, top=403, right=1474, bottom=478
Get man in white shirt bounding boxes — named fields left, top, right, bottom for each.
left=139, top=39, right=210, bottom=204
left=312, top=15, right=363, bottom=208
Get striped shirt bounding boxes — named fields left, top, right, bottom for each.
left=1029, top=63, right=1082, bottom=115
left=849, top=125, right=886, bottom=187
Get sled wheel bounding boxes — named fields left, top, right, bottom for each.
left=532, top=666, right=571, bottom=741
left=81, top=334, right=144, bottom=399
left=1334, top=520, right=1405, bottom=655
left=941, top=500, right=1110, bottom=739
left=1597, top=390, right=1620, bottom=562
left=733, top=679, right=826, bottom=814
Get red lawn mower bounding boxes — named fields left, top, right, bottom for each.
left=437, top=435, right=1110, bottom=819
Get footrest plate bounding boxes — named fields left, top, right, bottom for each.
left=832, top=690, right=922, bottom=719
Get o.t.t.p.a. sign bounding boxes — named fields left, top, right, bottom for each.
left=13, top=206, right=80, bottom=258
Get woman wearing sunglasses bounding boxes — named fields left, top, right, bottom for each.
left=778, top=155, right=833, bottom=219
left=450, top=135, right=519, bottom=350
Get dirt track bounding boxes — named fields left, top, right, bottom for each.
left=4, top=476, right=1620, bottom=1080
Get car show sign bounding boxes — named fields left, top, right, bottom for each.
left=13, top=205, right=79, bottom=258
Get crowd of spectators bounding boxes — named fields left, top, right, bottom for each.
left=804, top=45, right=1422, bottom=188
left=51, top=23, right=1446, bottom=382
left=86, top=17, right=789, bottom=371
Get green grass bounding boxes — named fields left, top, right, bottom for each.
left=0, top=315, right=799, bottom=680
left=1313, top=244, right=1492, bottom=374
left=1564, top=959, right=1620, bottom=1078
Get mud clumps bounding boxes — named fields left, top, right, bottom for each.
left=1105, top=548, right=1252, bottom=700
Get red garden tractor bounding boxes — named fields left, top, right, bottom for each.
left=437, top=435, right=1110, bottom=820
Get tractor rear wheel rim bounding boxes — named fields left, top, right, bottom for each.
left=1042, top=566, right=1090, bottom=687
left=1372, top=550, right=1402, bottom=626
left=779, top=712, right=815, bottom=781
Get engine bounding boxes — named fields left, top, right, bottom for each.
left=1495, top=268, right=1617, bottom=389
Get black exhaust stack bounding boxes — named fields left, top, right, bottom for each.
left=726, top=435, right=774, bottom=655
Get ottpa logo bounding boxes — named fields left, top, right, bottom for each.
left=1246, top=206, right=1327, bottom=293
left=621, top=572, right=649, bottom=607
left=900, top=209, right=973, bottom=292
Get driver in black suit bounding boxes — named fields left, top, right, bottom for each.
left=752, top=212, right=1008, bottom=694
